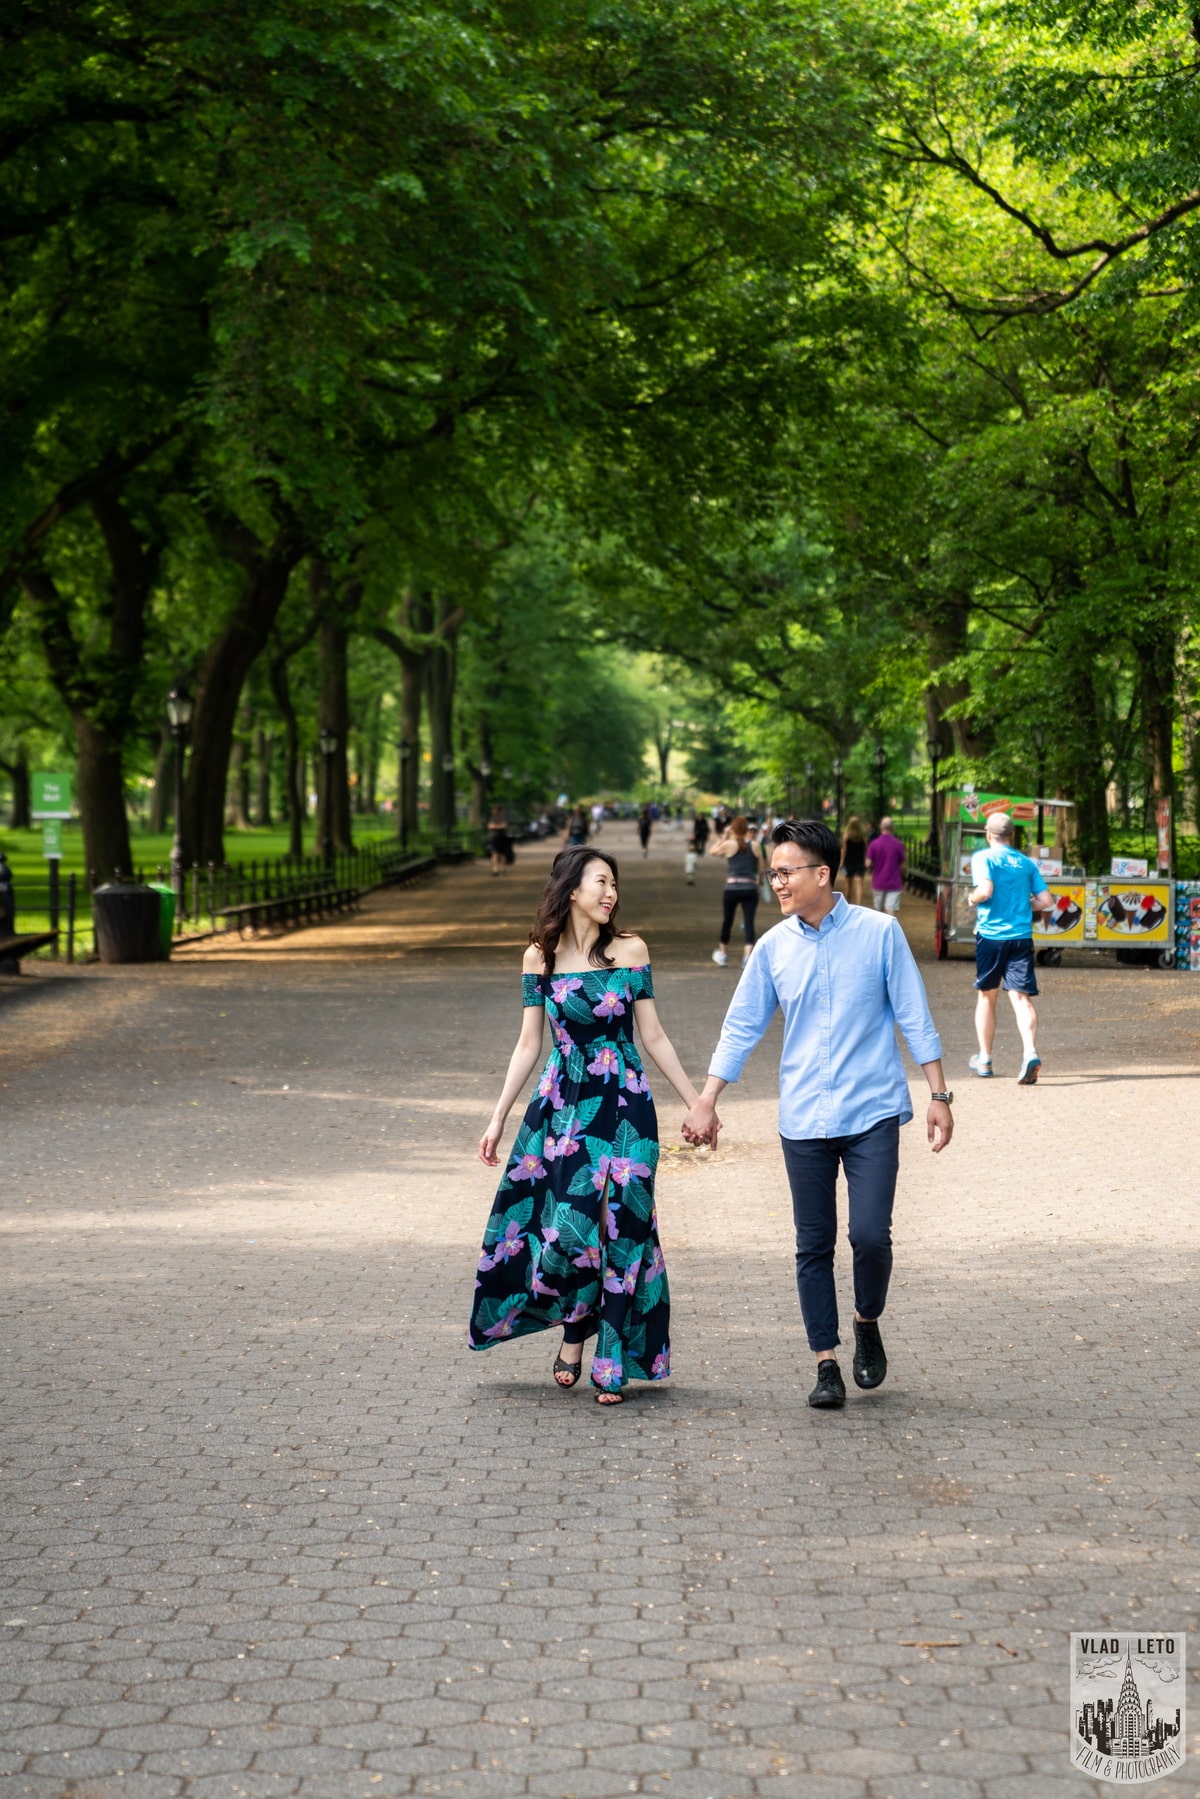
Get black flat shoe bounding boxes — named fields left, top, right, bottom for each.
left=852, top=1319, right=887, bottom=1389
left=553, top=1352, right=582, bottom=1388
left=808, top=1359, right=846, bottom=1409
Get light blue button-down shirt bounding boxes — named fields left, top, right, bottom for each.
left=708, top=894, right=943, bottom=1141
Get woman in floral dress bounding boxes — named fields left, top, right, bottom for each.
left=470, top=845, right=714, bottom=1404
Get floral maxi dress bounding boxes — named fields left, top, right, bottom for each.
left=468, top=964, right=670, bottom=1393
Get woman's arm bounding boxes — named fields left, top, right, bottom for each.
left=633, top=997, right=707, bottom=1115
left=479, top=1004, right=546, bottom=1165
left=707, top=831, right=732, bottom=858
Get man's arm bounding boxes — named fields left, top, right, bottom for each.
left=884, top=924, right=952, bottom=1151
left=681, top=949, right=779, bottom=1148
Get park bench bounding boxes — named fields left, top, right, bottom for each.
left=0, top=930, right=58, bottom=976
left=217, top=881, right=360, bottom=939
left=379, top=853, right=438, bottom=886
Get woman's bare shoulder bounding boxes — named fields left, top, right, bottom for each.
left=522, top=943, right=545, bottom=974
left=613, top=933, right=650, bottom=967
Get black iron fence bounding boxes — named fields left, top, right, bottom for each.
left=9, top=827, right=485, bottom=961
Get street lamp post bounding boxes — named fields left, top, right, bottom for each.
left=872, top=743, right=887, bottom=826
left=926, top=735, right=944, bottom=860
left=831, top=758, right=843, bottom=832
left=166, top=684, right=194, bottom=905
left=783, top=768, right=793, bottom=817
left=804, top=761, right=814, bottom=818
left=318, top=727, right=337, bottom=870
left=1030, top=723, right=1047, bottom=850
left=398, top=737, right=411, bottom=852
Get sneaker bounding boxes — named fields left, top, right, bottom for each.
left=711, top=948, right=728, bottom=967
left=968, top=1054, right=993, bottom=1078
left=808, top=1359, right=846, bottom=1409
left=852, top=1319, right=887, bottom=1390
left=1017, top=1054, right=1041, bottom=1086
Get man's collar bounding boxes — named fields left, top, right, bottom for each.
left=790, top=892, right=847, bottom=937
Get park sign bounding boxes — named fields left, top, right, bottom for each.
left=31, top=772, right=72, bottom=819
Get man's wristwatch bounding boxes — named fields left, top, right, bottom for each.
left=929, top=1091, right=954, bottom=1105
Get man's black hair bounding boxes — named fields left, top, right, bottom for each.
left=770, top=818, right=842, bottom=880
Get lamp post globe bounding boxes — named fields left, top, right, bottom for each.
left=166, top=684, right=194, bottom=902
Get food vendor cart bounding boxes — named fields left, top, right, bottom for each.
left=932, top=789, right=1174, bottom=968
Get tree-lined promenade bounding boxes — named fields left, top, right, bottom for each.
left=2, top=826, right=1198, bottom=1795
left=4, top=0, right=1200, bottom=882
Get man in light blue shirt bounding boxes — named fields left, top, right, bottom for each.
left=683, top=820, right=953, bottom=1411
left=967, top=812, right=1052, bottom=1085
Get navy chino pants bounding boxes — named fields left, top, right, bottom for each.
left=779, top=1115, right=900, bottom=1353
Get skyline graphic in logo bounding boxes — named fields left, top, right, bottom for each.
left=1071, top=1633, right=1186, bottom=1783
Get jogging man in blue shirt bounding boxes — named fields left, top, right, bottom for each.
left=967, top=813, right=1053, bottom=1084
left=682, top=820, right=953, bottom=1411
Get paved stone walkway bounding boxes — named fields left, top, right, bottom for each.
left=2, top=821, right=1198, bottom=1799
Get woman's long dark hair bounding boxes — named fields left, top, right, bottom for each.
left=529, top=846, right=624, bottom=976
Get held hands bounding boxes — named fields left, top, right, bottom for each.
left=926, top=1101, right=953, bottom=1153
left=681, top=1097, right=722, bottom=1150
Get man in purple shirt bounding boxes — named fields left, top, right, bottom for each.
left=867, top=817, right=906, bottom=914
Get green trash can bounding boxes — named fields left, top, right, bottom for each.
left=147, top=883, right=176, bottom=960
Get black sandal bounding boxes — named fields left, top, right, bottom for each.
left=594, top=1389, right=624, bottom=1405
left=553, top=1351, right=583, bottom=1388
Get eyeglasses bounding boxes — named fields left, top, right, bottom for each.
left=766, top=863, right=824, bottom=885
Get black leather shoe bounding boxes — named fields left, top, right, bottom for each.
left=852, top=1319, right=887, bottom=1390
left=808, top=1359, right=846, bottom=1409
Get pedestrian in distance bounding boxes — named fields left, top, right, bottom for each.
left=708, top=814, right=764, bottom=966
left=866, top=816, right=906, bottom=914
left=840, top=815, right=868, bottom=905
left=486, top=802, right=512, bottom=876
left=967, top=812, right=1054, bottom=1084
left=682, top=819, right=953, bottom=1410
left=637, top=805, right=653, bottom=858
left=563, top=804, right=590, bottom=848
left=470, top=846, right=718, bottom=1403
left=692, top=811, right=710, bottom=854
left=590, top=801, right=605, bottom=836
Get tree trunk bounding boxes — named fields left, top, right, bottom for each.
left=254, top=726, right=273, bottom=827
left=1135, top=623, right=1177, bottom=864
left=317, top=612, right=354, bottom=852
left=923, top=596, right=990, bottom=760
left=425, top=595, right=460, bottom=834
left=18, top=482, right=159, bottom=885
left=1055, top=652, right=1111, bottom=869
left=399, top=649, right=421, bottom=840
left=73, top=714, right=134, bottom=882
left=148, top=726, right=172, bottom=833
left=268, top=650, right=305, bottom=859
left=185, top=518, right=305, bottom=867
left=2, top=748, right=32, bottom=828
left=228, top=711, right=252, bottom=829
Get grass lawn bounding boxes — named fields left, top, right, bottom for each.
left=1, top=823, right=403, bottom=952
